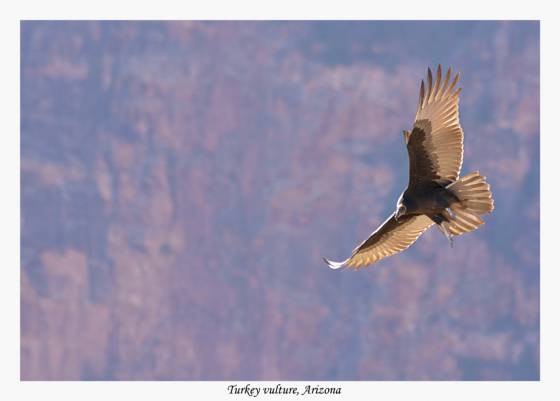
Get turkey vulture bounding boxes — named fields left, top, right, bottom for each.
left=323, top=65, right=494, bottom=269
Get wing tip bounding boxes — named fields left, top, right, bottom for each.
left=322, top=257, right=347, bottom=270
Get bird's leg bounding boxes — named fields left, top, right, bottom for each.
left=441, top=209, right=456, bottom=248
left=446, top=207, right=456, bottom=220
left=437, top=222, right=454, bottom=248
left=430, top=213, right=455, bottom=248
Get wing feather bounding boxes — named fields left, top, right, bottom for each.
left=408, top=65, right=464, bottom=185
left=323, top=214, right=434, bottom=269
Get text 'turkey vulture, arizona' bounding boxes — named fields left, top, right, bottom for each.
left=324, top=65, right=494, bottom=269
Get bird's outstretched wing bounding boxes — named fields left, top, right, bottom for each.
left=407, top=65, right=464, bottom=186
left=323, top=214, right=434, bottom=269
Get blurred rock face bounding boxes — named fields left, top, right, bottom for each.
left=21, top=21, right=539, bottom=380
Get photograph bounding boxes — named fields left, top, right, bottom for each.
left=20, top=20, right=539, bottom=381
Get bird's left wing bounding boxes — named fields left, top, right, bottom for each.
left=323, top=214, right=434, bottom=269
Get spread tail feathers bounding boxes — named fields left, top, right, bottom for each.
left=443, top=171, right=494, bottom=236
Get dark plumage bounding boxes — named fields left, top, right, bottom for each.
left=324, top=65, right=495, bottom=269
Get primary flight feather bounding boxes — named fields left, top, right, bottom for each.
left=324, top=65, right=494, bottom=269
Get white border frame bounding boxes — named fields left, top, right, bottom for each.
left=4, top=1, right=557, bottom=400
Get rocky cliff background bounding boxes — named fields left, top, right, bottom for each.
left=21, top=21, right=539, bottom=380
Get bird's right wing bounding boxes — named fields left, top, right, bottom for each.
left=407, top=65, right=464, bottom=186
left=323, top=214, right=434, bottom=269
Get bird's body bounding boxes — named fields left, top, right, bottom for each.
left=324, top=65, right=494, bottom=269
left=402, top=182, right=458, bottom=216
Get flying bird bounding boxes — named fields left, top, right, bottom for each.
left=324, top=65, right=494, bottom=269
